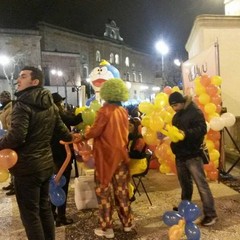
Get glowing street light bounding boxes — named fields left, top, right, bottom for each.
left=174, top=58, right=181, bottom=67
left=155, top=40, right=169, bottom=79
left=51, top=69, right=63, bottom=92
left=0, top=55, right=10, bottom=66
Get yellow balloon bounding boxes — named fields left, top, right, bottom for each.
left=138, top=102, right=154, bottom=115
left=141, top=115, right=151, bottom=127
left=209, top=149, right=220, bottom=162
left=204, top=103, right=217, bottom=115
left=172, top=86, right=181, bottom=92
left=199, top=93, right=210, bottom=105
left=154, top=93, right=168, bottom=108
left=159, top=163, right=171, bottom=174
left=206, top=140, right=215, bottom=151
left=211, top=75, right=222, bottom=86
left=0, top=169, right=9, bottom=182
left=149, top=115, right=164, bottom=132
left=143, top=128, right=158, bottom=145
left=195, top=84, right=206, bottom=96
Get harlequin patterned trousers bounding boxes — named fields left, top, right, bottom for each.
left=95, top=161, right=133, bottom=230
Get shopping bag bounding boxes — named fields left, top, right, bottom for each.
left=74, top=175, right=98, bottom=210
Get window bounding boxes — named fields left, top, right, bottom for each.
left=139, top=72, right=143, bottom=83
left=125, top=57, right=129, bottom=67
left=110, top=53, right=114, bottom=63
left=126, top=72, right=130, bottom=81
left=115, top=54, right=119, bottom=64
left=96, top=50, right=101, bottom=62
left=133, top=72, right=137, bottom=82
left=83, top=65, right=88, bottom=79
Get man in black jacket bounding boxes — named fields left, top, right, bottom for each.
left=169, top=91, right=218, bottom=226
left=0, top=66, right=73, bottom=240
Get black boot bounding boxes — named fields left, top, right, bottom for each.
left=6, top=188, right=15, bottom=196
left=2, top=184, right=13, bottom=191
left=56, top=216, right=73, bottom=227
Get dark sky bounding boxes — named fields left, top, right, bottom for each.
left=0, top=0, right=225, bottom=60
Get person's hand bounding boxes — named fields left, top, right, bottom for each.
left=72, top=133, right=82, bottom=143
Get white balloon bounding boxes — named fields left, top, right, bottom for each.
left=221, top=112, right=236, bottom=127
left=209, top=117, right=225, bottom=131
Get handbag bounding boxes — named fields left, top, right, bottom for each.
left=200, top=143, right=210, bottom=164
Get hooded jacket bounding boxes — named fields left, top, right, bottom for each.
left=170, top=96, right=207, bottom=160
left=0, top=86, right=72, bottom=176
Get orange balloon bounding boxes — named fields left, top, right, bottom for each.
left=0, top=149, right=18, bottom=169
left=207, top=170, right=218, bottom=181
left=200, top=75, right=211, bottom=87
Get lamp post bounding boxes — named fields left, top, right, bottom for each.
left=50, top=69, right=63, bottom=93
left=155, top=40, right=169, bottom=80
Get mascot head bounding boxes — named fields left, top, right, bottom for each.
left=89, top=60, right=120, bottom=95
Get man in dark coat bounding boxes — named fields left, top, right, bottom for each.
left=0, top=66, right=73, bottom=240
left=169, top=91, right=218, bottom=226
left=51, top=92, right=82, bottom=227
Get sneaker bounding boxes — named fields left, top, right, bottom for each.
left=123, top=223, right=135, bottom=232
left=94, top=228, right=114, bottom=239
left=201, top=216, right=218, bottom=226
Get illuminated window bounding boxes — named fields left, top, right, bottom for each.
left=139, top=72, right=142, bottom=83
left=125, top=57, right=129, bottom=67
left=115, top=54, right=119, bottom=64
left=110, top=53, right=114, bottom=63
left=96, top=50, right=101, bottom=62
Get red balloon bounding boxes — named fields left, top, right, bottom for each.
left=206, top=84, right=218, bottom=96
left=0, top=149, right=18, bottom=169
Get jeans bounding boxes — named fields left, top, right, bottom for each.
left=176, top=156, right=217, bottom=218
left=14, top=168, right=55, bottom=240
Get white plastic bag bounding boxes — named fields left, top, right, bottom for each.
left=74, top=175, right=98, bottom=210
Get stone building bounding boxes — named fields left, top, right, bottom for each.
left=0, top=20, right=161, bottom=107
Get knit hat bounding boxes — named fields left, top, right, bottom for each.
left=0, top=91, right=11, bottom=100
left=168, top=92, right=185, bottom=105
left=52, top=92, right=65, bottom=103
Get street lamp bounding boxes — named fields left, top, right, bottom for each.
left=155, top=40, right=169, bottom=79
left=50, top=69, right=63, bottom=92
left=174, top=59, right=181, bottom=67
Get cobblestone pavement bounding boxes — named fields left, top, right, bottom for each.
left=1, top=169, right=240, bottom=240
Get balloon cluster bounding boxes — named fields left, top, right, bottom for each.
left=139, top=87, right=183, bottom=174
left=74, top=100, right=101, bottom=132
left=0, top=149, right=18, bottom=182
left=193, top=75, right=236, bottom=181
left=163, top=200, right=201, bottom=240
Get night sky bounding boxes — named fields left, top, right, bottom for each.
left=0, top=0, right=225, bottom=60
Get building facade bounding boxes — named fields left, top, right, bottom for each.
left=0, top=20, right=162, bottom=107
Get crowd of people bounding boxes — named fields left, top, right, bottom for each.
left=0, top=66, right=218, bottom=239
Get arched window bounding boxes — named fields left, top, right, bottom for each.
left=139, top=72, right=143, bottom=83
left=133, top=72, right=137, bottom=82
left=83, top=65, right=88, bottom=79
left=96, top=50, right=101, bottom=62
left=126, top=72, right=130, bottom=81
left=110, top=53, right=114, bottom=63
left=125, top=57, right=129, bottom=67
left=115, top=54, right=119, bottom=64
